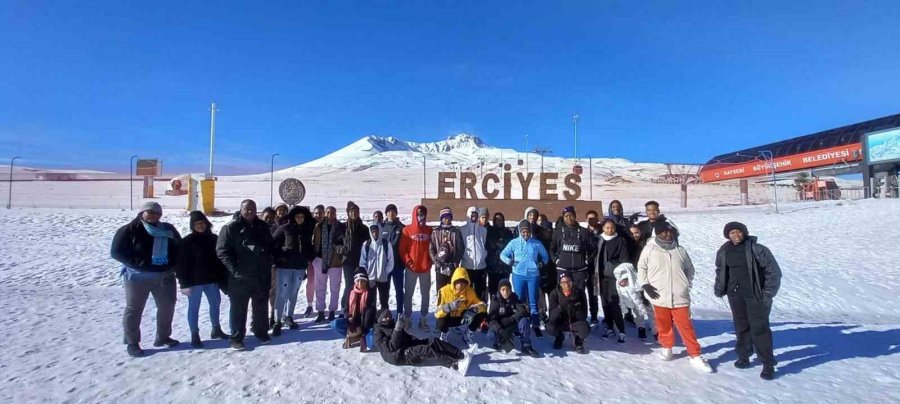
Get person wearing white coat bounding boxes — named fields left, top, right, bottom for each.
left=359, top=224, right=395, bottom=312
left=460, top=206, right=489, bottom=301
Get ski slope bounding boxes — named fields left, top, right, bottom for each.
left=0, top=199, right=898, bottom=403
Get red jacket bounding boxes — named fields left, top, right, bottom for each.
left=399, top=205, right=433, bottom=273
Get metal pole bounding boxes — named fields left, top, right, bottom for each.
left=422, top=155, right=426, bottom=199
left=7, top=156, right=20, bottom=209
left=761, top=150, right=778, bottom=213
left=588, top=155, right=593, bottom=200
left=208, top=102, right=217, bottom=176
left=525, top=134, right=529, bottom=172
left=270, top=153, right=279, bottom=207
left=130, top=155, right=138, bottom=210
left=573, top=114, right=578, bottom=163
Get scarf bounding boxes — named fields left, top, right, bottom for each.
left=601, top=233, right=618, bottom=241
left=349, top=286, right=369, bottom=319
left=142, top=221, right=174, bottom=265
left=655, top=236, right=677, bottom=250
left=321, top=222, right=333, bottom=262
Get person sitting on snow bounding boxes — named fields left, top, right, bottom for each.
left=487, top=279, right=538, bottom=356
left=547, top=273, right=590, bottom=354
left=344, top=271, right=376, bottom=351
left=614, top=262, right=657, bottom=341
left=435, top=267, right=487, bottom=345
left=374, top=310, right=465, bottom=369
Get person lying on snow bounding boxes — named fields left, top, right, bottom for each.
left=374, top=310, right=465, bottom=369
left=435, top=267, right=487, bottom=345
left=487, top=279, right=538, bottom=356
left=344, top=271, right=376, bottom=351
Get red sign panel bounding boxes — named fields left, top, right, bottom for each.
left=700, top=143, right=863, bottom=183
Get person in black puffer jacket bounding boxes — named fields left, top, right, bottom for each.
left=271, top=206, right=315, bottom=334
left=111, top=201, right=182, bottom=357
left=551, top=206, right=597, bottom=322
left=485, top=212, right=514, bottom=306
left=595, top=218, right=631, bottom=342
left=175, top=211, right=228, bottom=347
left=714, top=222, right=782, bottom=380
left=216, top=199, right=275, bottom=350
left=373, top=310, right=464, bottom=368
left=487, top=279, right=538, bottom=356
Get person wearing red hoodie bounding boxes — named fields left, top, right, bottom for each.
left=399, top=205, right=433, bottom=331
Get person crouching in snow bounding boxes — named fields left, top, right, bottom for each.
left=487, top=279, right=538, bottom=356
left=435, top=267, right=487, bottom=346
left=359, top=224, right=394, bottom=313
left=547, top=273, right=590, bottom=353
left=344, top=271, right=376, bottom=351
left=637, top=221, right=712, bottom=373
left=613, top=263, right=656, bottom=341
left=374, top=310, right=465, bottom=369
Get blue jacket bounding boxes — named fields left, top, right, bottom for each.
left=500, top=236, right=549, bottom=278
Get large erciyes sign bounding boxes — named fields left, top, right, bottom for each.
left=436, top=171, right=582, bottom=200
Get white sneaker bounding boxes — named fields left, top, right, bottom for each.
left=419, top=317, right=431, bottom=332
left=660, top=348, right=673, bottom=361
left=439, top=332, right=449, bottom=341
left=690, top=356, right=713, bottom=373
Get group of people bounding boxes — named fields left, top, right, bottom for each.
left=111, top=198, right=782, bottom=380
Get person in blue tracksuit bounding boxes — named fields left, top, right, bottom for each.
left=500, top=220, right=549, bottom=336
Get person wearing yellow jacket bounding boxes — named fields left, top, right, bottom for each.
left=435, top=267, right=487, bottom=345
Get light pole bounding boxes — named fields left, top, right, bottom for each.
left=534, top=147, right=552, bottom=173
left=573, top=114, right=579, bottom=163
left=524, top=134, right=529, bottom=171
left=270, top=153, right=280, bottom=207
left=208, top=102, right=217, bottom=177
left=586, top=155, right=593, bottom=200
left=7, top=156, right=21, bottom=209
left=129, top=155, right=138, bottom=210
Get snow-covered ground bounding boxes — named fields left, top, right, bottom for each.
left=1, top=199, right=898, bottom=403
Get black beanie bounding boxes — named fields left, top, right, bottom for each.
left=347, top=201, right=359, bottom=212
left=385, top=204, right=398, bottom=214
left=498, top=278, right=512, bottom=291
left=518, top=219, right=531, bottom=231
left=723, top=222, right=749, bottom=239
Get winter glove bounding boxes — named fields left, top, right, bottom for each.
left=441, top=297, right=464, bottom=314
left=394, top=315, right=406, bottom=331
left=642, top=284, right=660, bottom=300
left=180, top=287, right=192, bottom=296
left=628, top=212, right=641, bottom=224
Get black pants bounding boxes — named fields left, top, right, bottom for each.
left=728, top=294, right=776, bottom=366
left=557, top=269, right=597, bottom=321
left=546, top=311, right=590, bottom=340
left=487, top=271, right=509, bottom=305
left=598, top=277, right=625, bottom=333
left=402, top=338, right=463, bottom=367
left=340, top=263, right=355, bottom=312
left=466, top=268, right=488, bottom=302
left=435, top=312, right=488, bottom=332
left=229, top=289, right=270, bottom=341
left=435, top=272, right=452, bottom=292
left=370, top=281, right=391, bottom=313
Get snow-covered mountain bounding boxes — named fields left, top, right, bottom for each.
left=260, top=133, right=689, bottom=183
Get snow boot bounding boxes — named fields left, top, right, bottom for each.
left=418, top=317, right=430, bottom=332
left=574, top=337, right=586, bottom=354
left=210, top=326, right=228, bottom=340
left=734, top=357, right=751, bottom=369
left=617, top=333, right=626, bottom=344
left=690, top=356, right=713, bottom=373
left=660, top=348, right=673, bottom=361
left=624, top=310, right=635, bottom=326
left=500, top=337, right=515, bottom=353
left=257, top=335, right=271, bottom=345
left=126, top=344, right=143, bottom=357
left=284, top=316, right=299, bottom=330
left=638, top=327, right=648, bottom=341
left=153, top=337, right=179, bottom=348
left=521, top=345, right=540, bottom=357
left=191, top=332, right=203, bottom=348
left=230, top=339, right=245, bottom=351
left=327, top=311, right=336, bottom=322
left=761, top=365, right=776, bottom=380
left=272, top=322, right=282, bottom=337
left=315, top=311, right=326, bottom=324
left=589, top=316, right=598, bottom=326
left=303, top=306, right=314, bottom=318
left=601, top=327, right=616, bottom=340
left=553, top=336, right=564, bottom=350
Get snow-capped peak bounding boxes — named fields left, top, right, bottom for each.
left=353, top=133, right=487, bottom=154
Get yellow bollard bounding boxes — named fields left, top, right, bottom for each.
left=201, top=179, right=216, bottom=214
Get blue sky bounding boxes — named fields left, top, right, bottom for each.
left=2, top=0, right=899, bottom=174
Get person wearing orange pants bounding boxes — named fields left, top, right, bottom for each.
left=637, top=221, right=711, bottom=373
